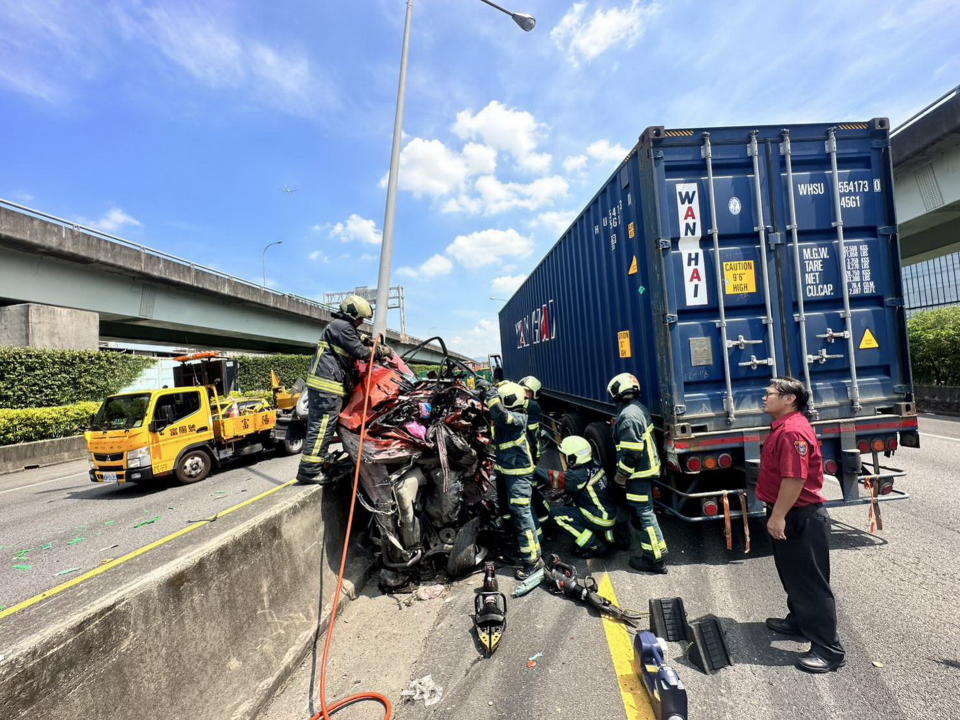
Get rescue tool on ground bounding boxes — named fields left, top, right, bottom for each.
left=473, top=561, right=506, bottom=657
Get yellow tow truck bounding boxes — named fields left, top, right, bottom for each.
left=86, top=353, right=306, bottom=485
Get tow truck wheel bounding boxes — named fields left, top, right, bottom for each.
left=175, top=449, right=212, bottom=484
left=585, top=421, right=616, bottom=480
left=282, top=424, right=305, bottom=455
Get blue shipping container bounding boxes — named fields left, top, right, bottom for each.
left=499, top=119, right=918, bottom=518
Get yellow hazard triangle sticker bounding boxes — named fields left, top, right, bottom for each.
left=628, top=256, right=638, bottom=275
left=859, top=328, right=879, bottom=349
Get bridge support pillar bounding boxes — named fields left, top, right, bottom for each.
left=0, top=303, right=98, bottom=350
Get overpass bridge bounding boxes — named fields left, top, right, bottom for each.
left=0, top=202, right=466, bottom=364
left=892, top=85, right=960, bottom=264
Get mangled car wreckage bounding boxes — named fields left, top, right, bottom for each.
left=330, top=339, right=504, bottom=590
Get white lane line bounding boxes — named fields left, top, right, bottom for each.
left=918, top=432, right=960, bottom=444
left=0, top=471, right=89, bottom=495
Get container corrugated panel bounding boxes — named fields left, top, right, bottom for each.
left=500, top=120, right=911, bottom=434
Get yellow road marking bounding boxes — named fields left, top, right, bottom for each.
left=592, top=564, right=656, bottom=720
left=0, top=479, right=298, bottom=622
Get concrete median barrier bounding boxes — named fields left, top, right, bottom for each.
left=0, top=435, right=87, bottom=474
left=0, top=485, right=374, bottom=720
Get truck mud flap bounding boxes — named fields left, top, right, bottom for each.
left=685, top=615, right=732, bottom=674
left=649, top=597, right=689, bottom=642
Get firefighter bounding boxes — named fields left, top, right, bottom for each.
left=519, top=376, right=543, bottom=462
left=487, top=381, right=542, bottom=579
left=608, top=372, right=668, bottom=574
left=296, top=294, right=390, bottom=484
left=534, top=435, right=617, bottom=558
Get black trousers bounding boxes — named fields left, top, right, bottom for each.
left=296, top=389, right=342, bottom=482
left=769, top=504, right=845, bottom=662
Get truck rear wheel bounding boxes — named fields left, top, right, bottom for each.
left=585, top=421, right=616, bottom=480
left=559, top=412, right=586, bottom=439
left=175, top=449, right=212, bottom=484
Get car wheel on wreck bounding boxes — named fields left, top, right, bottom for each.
left=446, top=517, right=487, bottom=578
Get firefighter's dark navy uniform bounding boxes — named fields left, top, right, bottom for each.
left=535, top=453, right=617, bottom=556
left=487, top=383, right=541, bottom=573
left=296, top=299, right=373, bottom=484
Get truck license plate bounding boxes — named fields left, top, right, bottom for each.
left=102, top=472, right=118, bottom=483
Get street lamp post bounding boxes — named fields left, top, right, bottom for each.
left=261, top=240, right=283, bottom=288
left=372, top=0, right=535, bottom=340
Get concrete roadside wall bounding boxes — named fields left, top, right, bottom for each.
left=0, top=486, right=373, bottom=720
left=0, top=435, right=87, bottom=474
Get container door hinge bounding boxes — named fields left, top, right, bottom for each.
left=767, top=231, right=784, bottom=245
left=878, top=225, right=896, bottom=236
left=885, top=297, right=904, bottom=307
left=664, top=314, right=678, bottom=325
left=658, top=238, right=672, bottom=250
left=674, top=405, right=686, bottom=416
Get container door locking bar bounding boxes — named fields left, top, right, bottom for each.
left=747, top=131, right=779, bottom=375
left=702, top=132, right=736, bottom=424
left=826, top=127, right=862, bottom=413
left=781, top=129, right=818, bottom=417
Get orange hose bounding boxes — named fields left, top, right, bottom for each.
left=309, top=339, right=392, bottom=720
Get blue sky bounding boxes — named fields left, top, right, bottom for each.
left=2, top=0, right=958, bottom=357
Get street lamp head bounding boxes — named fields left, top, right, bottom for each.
left=511, top=12, right=535, bottom=31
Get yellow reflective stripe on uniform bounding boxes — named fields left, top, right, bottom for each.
left=588, top=470, right=605, bottom=485
left=306, top=377, right=346, bottom=395
left=509, top=497, right=531, bottom=506
left=581, top=507, right=616, bottom=527
left=520, top=530, right=539, bottom=562
left=495, top=464, right=536, bottom=476
left=496, top=435, right=528, bottom=450
left=626, top=493, right=649, bottom=503
left=527, top=423, right=540, bottom=430
left=575, top=528, right=595, bottom=547
left=616, top=441, right=646, bottom=451
left=302, top=414, right=332, bottom=462
left=554, top=516, right=580, bottom=541
left=630, top=465, right=660, bottom=479
left=618, top=461, right=637, bottom=474
left=604, top=530, right=615, bottom=544
left=646, top=526, right=664, bottom=560
left=318, top=340, right=351, bottom=357
left=585, top=484, right=612, bottom=526
left=488, top=397, right=502, bottom=408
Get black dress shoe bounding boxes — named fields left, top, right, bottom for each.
left=628, top=556, right=668, bottom=574
left=796, top=650, right=845, bottom=673
left=765, top=617, right=803, bottom=636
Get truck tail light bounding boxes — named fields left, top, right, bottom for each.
left=871, top=438, right=885, bottom=453
left=717, top=453, right=733, bottom=469
left=703, top=456, right=718, bottom=470
left=824, top=458, right=838, bottom=475
left=857, top=440, right=870, bottom=454
left=886, top=436, right=898, bottom=451
left=878, top=478, right=894, bottom=495
left=702, top=499, right=719, bottom=516
left=685, top=456, right=702, bottom=472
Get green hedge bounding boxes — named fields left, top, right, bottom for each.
left=0, top=348, right=154, bottom=409
left=0, top=401, right=100, bottom=445
left=235, top=354, right=312, bottom=392
left=908, top=307, right=960, bottom=385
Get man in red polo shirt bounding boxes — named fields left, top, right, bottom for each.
left=758, top=377, right=845, bottom=673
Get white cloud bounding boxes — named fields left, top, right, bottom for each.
left=384, top=138, right=496, bottom=198
left=11, top=191, right=35, bottom=204
left=491, top=274, right=526, bottom=295
left=308, top=250, right=329, bottom=262
left=83, top=207, right=142, bottom=233
left=563, top=154, right=588, bottom=173
left=551, top=1, right=661, bottom=67
left=445, top=175, right=568, bottom=215
left=533, top=210, right=577, bottom=236
left=398, top=253, right=454, bottom=280
left=453, top=101, right=551, bottom=174
left=587, top=139, right=629, bottom=164
left=449, top=318, right=500, bottom=358
left=329, top=214, right=382, bottom=245
left=445, top=228, right=533, bottom=269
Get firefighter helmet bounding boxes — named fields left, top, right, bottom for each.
left=607, top=372, right=641, bottom=400
left=559, top=435, right=592, bottom=467
left=496, top=381, right=527, bottom=410
left=519, top=376, right=542, bottom=398
left=339, top=294, right=373, bottom=321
